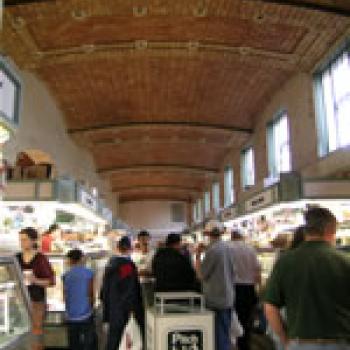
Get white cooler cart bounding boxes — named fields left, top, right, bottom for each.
left=146, top=292, right=214, bottom=350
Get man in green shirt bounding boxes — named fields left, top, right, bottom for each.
left=264, top=206, right=350, bottom=350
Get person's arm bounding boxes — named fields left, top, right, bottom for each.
left=264, top=303, right=289, bottom=346
left=89, top=276, right=95, bottom=307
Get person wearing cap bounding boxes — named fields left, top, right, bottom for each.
left=230, top=230, right=261, bottom=350
left=195, top=220, right=236, bottom=350
left=100, top=236, right=144, bottom=350
left=264, top=206, right=350, bottom=350
left=152, top=233, right=199, bottom=292
left=63, top=249, right=96, bottom=350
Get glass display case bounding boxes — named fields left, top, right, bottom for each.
left=0, top=255, right=31, bottom=350
left=44, top=251, right=109, bottom=348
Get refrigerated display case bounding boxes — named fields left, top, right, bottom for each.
left=0, top=255, right=31, bottom=350
left=44, top=251, right=109, bottom=348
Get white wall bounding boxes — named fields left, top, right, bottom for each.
left=119, top=201, right=187, bottom=238
left=3, top=70, right=117, bottom=215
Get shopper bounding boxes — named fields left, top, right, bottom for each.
left=16, top=227, right=55, bottom=350
left=63, top=249, right=97, bottom=350
left=132, top=230, right=155, bottom=306
left=230, top=230, right=261, bottom=350
left=100, top=236, right=144, bottom=350
left=152, top=233, right=199, bottom=292
left=264, top=206, right=350, bottom=350
left=195, top=220, right=236, bottom=350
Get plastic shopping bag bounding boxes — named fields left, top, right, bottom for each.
left=231, top=309, right=244, bottom=345
left=119, top=315, right=143, bottom=350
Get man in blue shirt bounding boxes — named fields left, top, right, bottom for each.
left=63, top=248, right=96, bottom=350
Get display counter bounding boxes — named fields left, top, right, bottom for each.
left=44, top=251, right=109, bottom=348
left=147, top=292, right=214, bottom=350
left=0, top=255, right=31, bottom=350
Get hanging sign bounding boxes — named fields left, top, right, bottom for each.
left=245, top=187, right=278, bottom=213
left=78, top=188, right=98, bottom=212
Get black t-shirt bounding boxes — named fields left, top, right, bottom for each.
left=152, top=247, right=199, bottom=292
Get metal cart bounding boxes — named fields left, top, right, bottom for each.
left=146, top=292, right=214, bottom=350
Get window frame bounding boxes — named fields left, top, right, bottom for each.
left=267, top=110, right=291, bottom=178
left=241, top=146, right=255, bottom=190
left=0, top=56, right=22, bottom=129
left=224, top=166, right=235, bottom=207
left=313, top=41, right=350, bottom=157
left=204, top=190, right=211, bottom=216
left=212, top=181, right=220, bottom=211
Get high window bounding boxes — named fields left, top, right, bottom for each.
left=267, top=112, right=291, bottom=178
left=224, top=166, right=234, bottom=207
left=314, top=45, right=350, bottom=156
left=212, top=182, right=220, bottom=211
left=204, top=191, right=211, bottom=215
left=241, top=147, right=255, bottom=189
left=195, top=199, right=202, bottom=222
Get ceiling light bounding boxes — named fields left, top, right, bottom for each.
left=133, top=6, right=148, bottom=17
left=135, top=40, right=148, bottom=50
left=71, top=9, right=87, bottom=20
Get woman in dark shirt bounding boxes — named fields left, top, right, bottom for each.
left=16, top=227, right=55, bottom=347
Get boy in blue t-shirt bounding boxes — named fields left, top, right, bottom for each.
left=63, top=249, right=96, bottom=350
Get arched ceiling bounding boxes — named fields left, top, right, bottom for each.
left=3, top=0, right=350, bottom=203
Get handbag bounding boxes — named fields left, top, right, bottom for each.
left=231, top=309, right=244, bottom=344
left=119, top=314, right=143, bottom=350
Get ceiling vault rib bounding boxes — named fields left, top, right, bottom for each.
left=112, top=185, right=201, bottom=192
left=90, top=139, right=232, bottom=149
left=244, top=0, right=350, bottom=17
left=98, top=165, right=218, bottom=176
left=68, top=122, right=253, bottom=136
left=4, top=0, right=55, bottom=6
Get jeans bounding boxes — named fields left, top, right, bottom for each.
left=235, top=284, right=258, bottom=350
left=213, top=308, right=232, bottom=350
left=288, top=342, right=350, bottom=350
left=67, top=315, right=97, bottom=350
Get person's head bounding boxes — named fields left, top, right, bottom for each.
left=165, top=233, right=182, bottom=249
left=66, top=248, right=84, bottom=266
left=49, top=224, right=59, bottom=233
left=19, top=227, right=38, bottom=252
left=137, top=230, right=150, bottom=252
left=118, top=236, right=132, bottom=254
left=304, top=206, right=337, bottom=243
left=231, top=229, right=243, bottom=241
left=203, top=220, right=224, bottom=242
left=289, top=225, right=307, bottom=250
left=48, top=223, right=61, bottom=239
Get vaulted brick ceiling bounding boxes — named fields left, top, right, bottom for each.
left=3, top=0, right=350, bottom=203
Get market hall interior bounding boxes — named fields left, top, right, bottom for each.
left=0, top=0, right=350, bottom=349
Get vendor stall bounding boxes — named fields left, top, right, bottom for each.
left=223, top=173, right=350, bottom=282
left=0, top=177, right=112, bottom=253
